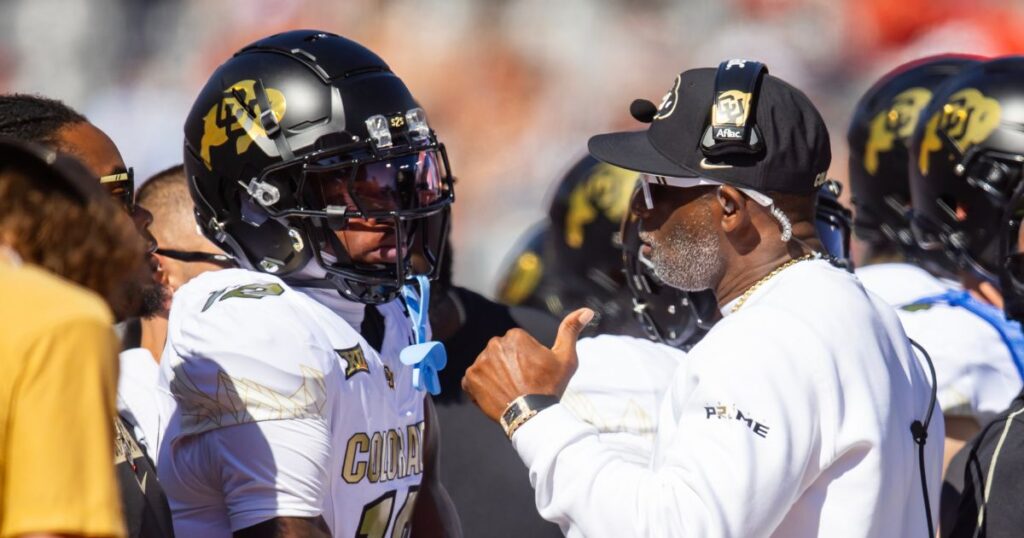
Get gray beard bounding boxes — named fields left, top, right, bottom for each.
left=643, top=205, right=724, bottom=292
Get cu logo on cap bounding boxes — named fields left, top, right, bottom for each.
left=653, top=74, right=681, bottom=121
left=713, top=90, right=752, bottom=125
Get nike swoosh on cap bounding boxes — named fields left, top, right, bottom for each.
left=699, top=158, right=733, bottom=170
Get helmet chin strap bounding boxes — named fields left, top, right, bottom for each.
left=284, top=255, right=335, bottom=288
left=254, top=78, right=295, bottom=162
left=963, top=254, right=1001, bottom=287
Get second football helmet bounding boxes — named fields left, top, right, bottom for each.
left=621, top=180, right=853, bottom=349
left=847, top=55, right=981, bottom=259
left=620, top=195, right=717, bottom=348
left=814, top=179, right=854, bottom=269
left=496, top=155, right=643, bottom=336
left=910, top=56, right=1024, bottom=283
left=184, top=30, right=453, bottom=304
left=1000, top=184, right=1024, bottom=321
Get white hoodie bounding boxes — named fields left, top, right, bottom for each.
left=513, top=259, right=943, bottom=538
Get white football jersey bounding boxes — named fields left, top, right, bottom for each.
left=564, top=335, right=686, bottom=461
left=857, top=263, right=1023, bottom=425
left=156, top=268, right=425, bottom=537
left=117, top=347, right=163, bottom=456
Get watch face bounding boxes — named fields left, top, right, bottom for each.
left=502, top=403, right=520, bottom=427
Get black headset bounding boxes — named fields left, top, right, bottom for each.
left=908, top=339, right=939, bottom=538
left=700, top=59, right=768, bottom=158
left=0, top=137, right=101, bottom=203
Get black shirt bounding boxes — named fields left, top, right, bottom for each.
left=114, top=415, right=175, bottom=538
left=115, top=318, right=175, bottom=538
left=943, top=390, right=1024, bottom=538
left=432, top=286, right=563, bottom=538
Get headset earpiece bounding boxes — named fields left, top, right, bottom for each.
left=717, top=187, right=735, bottom=214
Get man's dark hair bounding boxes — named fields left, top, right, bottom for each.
left=137, top=163, right=186, bottom=206
left=0, top=93, right=87, bottom=146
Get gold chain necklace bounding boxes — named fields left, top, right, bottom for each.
left=730, top=254, right=817, bottom=314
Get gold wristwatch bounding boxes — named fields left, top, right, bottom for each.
left=500, top=394, right=560, bottom=439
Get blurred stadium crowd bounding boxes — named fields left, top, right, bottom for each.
left=3, top=0, right=1022, bottom=289
left=6, top=1, right=1024, bottom=537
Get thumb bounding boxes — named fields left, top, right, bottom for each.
left=551, top=308, right=595, bottom=358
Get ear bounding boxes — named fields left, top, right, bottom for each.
left=716, top=185, right=747, bottom=233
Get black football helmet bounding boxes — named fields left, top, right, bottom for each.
left=847, top=54, right=981, bottom=259
left=183, top=30, right=453, bottom=304
left=620, top=190, right=717, bottom=348
left=622, top=180, right=853, bottom=349
left=909, top=56, right=1024, bottom=284
left=1000, top=183, right=1024, bottom=321
left=496, top=155, right=643, bottom=336
left=546, top=155, right=637, bottom=287
left=495, top=222, right=552, bottom=309
left=814, top=179, right=854, bottom=268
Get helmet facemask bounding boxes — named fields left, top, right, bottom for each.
left=621, top=187, right=716, bottom=349
left=913, top=142, right=1024, bottom=283
left=1000, top=180, right=1024, bottom=321
left=814, top=181, right=854, bottom=267
left=244, top=130, right=454, bottom=304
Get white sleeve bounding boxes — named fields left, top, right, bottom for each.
left=564, top=336, right=684, bottom=460
left=513, top=323, right=823, bottom=537
left=165, top=275, right=341, bottom=439
left=166, top=418, right=331, bottom=533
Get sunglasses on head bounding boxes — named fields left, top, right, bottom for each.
left=99, top=167, right=135, bottom=210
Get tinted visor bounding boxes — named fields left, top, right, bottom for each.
left=309, top=150, right=446, bottom=216
left=959, top=148, right=1024, bottom=203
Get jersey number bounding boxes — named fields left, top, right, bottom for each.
left=356, top=487, right=418, bottom=538
left=202, top=282, right=285, bottom=311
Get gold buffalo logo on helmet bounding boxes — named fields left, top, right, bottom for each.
left=712, top=90, right=752, bottom=126
left=199, top=80, right=287, bottom=170
left=918, top=88, right=1001, bottom=176
left=565, top=163, right=637, bottom=249
left=863, top=87, right=932, bottom=175
left=497, top=250, right=543, bottom=306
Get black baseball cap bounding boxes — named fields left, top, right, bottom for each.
left=588, top=65, right=831, bottom=195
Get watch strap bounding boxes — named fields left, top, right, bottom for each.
left=500, top=394, right=560, bottom=439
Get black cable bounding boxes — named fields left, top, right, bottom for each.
left=908, top=338, right=937, bottom=538
left=910, top=339, right=939, bottom=431
left=916, top=437, right=933, bottom=538
left=155, top=248, right=236, bottom=266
